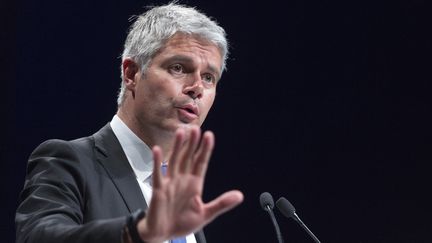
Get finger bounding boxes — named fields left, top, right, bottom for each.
left=192, top=131, right=214, bottom=177
left=179, top=126, right=200, bottom=173
left=151, top=146, right=163, bottom=189
left=168, top=128, right=186, bottom=176
left=203, top=190, right=244, bottom=222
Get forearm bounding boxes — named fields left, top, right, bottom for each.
left=16, top=215, right=126, bottom=243
left=16, top=139, right=127, bottom=243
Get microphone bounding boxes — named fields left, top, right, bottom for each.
left=259, top=192, right=284, bottom=243
left=276, top=197, right=321, bottom=243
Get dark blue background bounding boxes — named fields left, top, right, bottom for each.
left=3, top=0, right=432, bottom=242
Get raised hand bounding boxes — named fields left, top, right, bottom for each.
left=136, top=126, right=244, bottom=243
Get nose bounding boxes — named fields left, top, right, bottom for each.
left=183, top=74, right=203, bottom=99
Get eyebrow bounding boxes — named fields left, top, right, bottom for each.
left=166, top=55, right=221, bottom=79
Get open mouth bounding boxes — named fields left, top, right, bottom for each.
left=184, top=107, right=195, bottom=115
left=177, top=106, right=198, bottom=123
left=179, top=104, right=199, bottom=116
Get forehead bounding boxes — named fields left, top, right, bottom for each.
left=155, top=33, right=223, bottom=71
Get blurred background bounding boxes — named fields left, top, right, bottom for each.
left=3, top=0, right=431, bottom=242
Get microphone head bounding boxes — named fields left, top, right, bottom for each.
left=276, top=197, right=296, bottom=218
left=259, top=192, right=274, bottom=210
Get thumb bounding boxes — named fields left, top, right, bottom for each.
left=203, top=190, right=244, bottom=222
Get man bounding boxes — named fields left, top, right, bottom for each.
left=15, top=3, right=243, bottom=243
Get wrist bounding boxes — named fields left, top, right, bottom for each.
left=126, top=209, right=146, bottom=243
left=136, top=216, right=164, bottom=243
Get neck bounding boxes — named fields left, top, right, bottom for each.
left=116, top=109, right=175, bottom=161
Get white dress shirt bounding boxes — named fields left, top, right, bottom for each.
left=110, top=115, right=197, bottom=243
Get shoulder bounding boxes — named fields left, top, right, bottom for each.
left=26, top=137, right=94, bottom=179
left=30, top=136, right=94, bottom=160
left=26, top=124, right=115, bottom=179
left=30, top=123, right=113, bottom=161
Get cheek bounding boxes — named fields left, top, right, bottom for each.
left=138, top=79, right=181, bottom=115
left=139, top=74, right=176, bottom=100
left=201, top=93, right=216, bottom=115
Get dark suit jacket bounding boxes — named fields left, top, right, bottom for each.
left=15, top=124, right=206, bottom=243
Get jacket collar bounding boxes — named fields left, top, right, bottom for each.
left=92, top=123, right=206, bottom=243
left=92, top=123, right=147, bottom=213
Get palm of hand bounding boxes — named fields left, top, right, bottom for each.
left=138, top=127, right=243, bottom=243
left=149, top=174, right=205, bottom=237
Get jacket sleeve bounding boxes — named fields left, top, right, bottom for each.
left=15, top=139, right=127, bottom=243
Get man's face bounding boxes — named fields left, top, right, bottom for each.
left=131, top=33, right=223, bottom=134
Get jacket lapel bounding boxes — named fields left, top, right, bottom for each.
left=93, top=123, right=147, bottom=213
left=93, top=123, right=207, bottom=242
left=195, top=230, right=207, bottom=243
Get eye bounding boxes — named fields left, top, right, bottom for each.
left=169, top=64, right=184, bottom=74
left=202, top=73, right=216, bottom=84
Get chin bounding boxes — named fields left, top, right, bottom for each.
left=165, top=118, right=203, bottom=132
left=181, top=118, right=205, bottom=128
left=177, top=122, right=201, bottom=129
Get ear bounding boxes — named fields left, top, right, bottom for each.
left=122, top=58, right=140, bottom=91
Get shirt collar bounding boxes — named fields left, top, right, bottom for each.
left=110, top=115, right=153, bottom=182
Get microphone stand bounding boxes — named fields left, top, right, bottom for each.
left=264, top=205, right=284, bottom=243
left=292, top=212, right=320, bottom=243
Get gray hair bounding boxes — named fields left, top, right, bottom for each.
left=117, top=3, right=228, bottom=106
